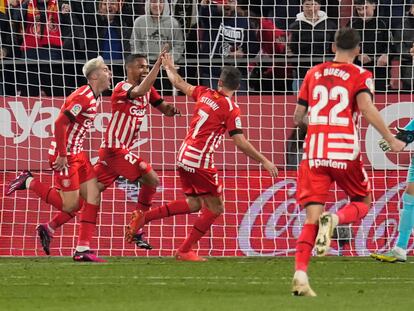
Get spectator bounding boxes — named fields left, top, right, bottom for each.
left=348, top=0, right=391, bottom=92
left=393, top=0, right=414, bottom=91
left=11, top=0, right=64, bottom=96
left=59, top=1, right=86, bottom=95
left=198, top=0, right=260, bottom=92
left=130, top=0, right=184, bottom=63
left=97, top=0, right=133, bottom=61
left=172, top=0, right=197, bottom=37
left=1, top=0, right=22, bottom=95
left=247, top=6, right=289, bottom=93
left=130, top=0, right=184, bottom=94
left=288, top=0, right=337, bottom=91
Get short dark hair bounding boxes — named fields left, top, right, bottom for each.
left=334, top=28, right=361, bottom=50
left=302, top=0, right=321, bottom=4
left=354, top=0, right=376, bottom=5
left=125, top=54, right=147, bottom=70
left=219, top=66, right=241, bottom=90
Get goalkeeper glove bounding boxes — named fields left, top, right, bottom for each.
left=378, top=127, right=414, bottom=152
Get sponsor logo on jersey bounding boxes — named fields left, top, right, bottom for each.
left=308, top=159, right=348, bottom=170
left=70, top=104, right=82, bottom=116
left=83, top=119, right=93, bottom=128
left=177, top=161, right=195, bottom=173
left=130, top=106, right=147, bottom=116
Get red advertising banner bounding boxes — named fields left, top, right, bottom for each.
left=1, top=94, right=414, bottom=171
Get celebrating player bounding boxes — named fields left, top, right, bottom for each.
left=35, top=51, right=180, bottom=255
left=6, top=57, right=112, bottom=262
left=124, top=53, right=278, bottom=261
left=291, top=28, right=406, bottom=296
left=371, top=123, right=414, bottom=263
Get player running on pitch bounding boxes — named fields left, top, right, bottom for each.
left=291, top=28, right=405, bottom=296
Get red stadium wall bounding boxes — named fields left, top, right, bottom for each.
left=1, top=95, right=414, bottom=256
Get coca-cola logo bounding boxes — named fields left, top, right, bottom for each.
left=238, top=178, right=412, bottom=256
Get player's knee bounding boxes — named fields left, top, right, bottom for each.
left=88, top=195, right=101, bottom=206
left=148, top=176, right=160, bottom=188
left=206, top=203, right=224, bottom=215
left=62, top=201, right=79, bottom=213
left=187, top=197, right=202, bottom=212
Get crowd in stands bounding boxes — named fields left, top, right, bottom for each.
left=0, top=0, right=414, bottom=96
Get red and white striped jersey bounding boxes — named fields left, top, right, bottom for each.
left=50, top=85, right=101, bottom=155
left=298, top=61, right=374, bottom=161
left=102, top=81, right=162, bottom=149
left=177, top=86, right=243, bottom=170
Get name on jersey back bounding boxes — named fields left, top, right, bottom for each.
left=315, top=68, right=350, bottom=81
left=200, top=96, right=219, bottom=111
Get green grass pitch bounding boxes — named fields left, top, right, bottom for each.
left=0, top=257, right=413, bottom=311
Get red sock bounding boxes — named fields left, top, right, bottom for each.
left=295, top=223, right=318, bottom=272
left=137, top=184, right=156, bottom=212
left=337, top=202, right=369, bottom=225
left=49, top=197, right=83, bottom=230
left=49, top=212, right=76, bottom=230
left=30, top=179, right=63, bottom=211
left=178, top=208, right=220, bottom=253
left=77, top=202, right=99, bottom=247
left=145, top=200, right=191, bottom=224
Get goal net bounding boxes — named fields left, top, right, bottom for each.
left=0, top=0, right=413, bottom=257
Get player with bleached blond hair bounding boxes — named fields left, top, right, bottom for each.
left=6, top=56, right=112, bottom=262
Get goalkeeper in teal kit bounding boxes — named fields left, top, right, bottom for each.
left=371, top=122, right=414, bottom=263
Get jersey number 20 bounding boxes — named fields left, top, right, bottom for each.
left=309, top=85, right=349, bottom=126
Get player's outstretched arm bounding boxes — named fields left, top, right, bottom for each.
left=129, top=47, right=168, bottom=98
left=357, top=92, right=405, bottom=152
left=162, top=53, right=195, bottom=97
left=231, top=133, right=278, bottom=177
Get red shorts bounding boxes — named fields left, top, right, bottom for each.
left=178, top=166, right=222, bottom=197
left=296, top=158, right=371, bottom=207
left=95, top=147, right=152, bottom=189
left=49, top=151, right=96, bottom=191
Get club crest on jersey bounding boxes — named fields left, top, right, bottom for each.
left=130, top=106, right=146, bottom=116
left=70, top=104, right=82, bottom=116
left=62, top=179, right=71, bottom=188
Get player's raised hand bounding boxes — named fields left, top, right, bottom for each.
left=388, top=137, right=406, bottom=152
left=263, top=160, right=278, bottom=178
left=162, top=53, right=175, bottom=71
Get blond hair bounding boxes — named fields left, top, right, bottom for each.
left=82, top=56, right=105, bottom=78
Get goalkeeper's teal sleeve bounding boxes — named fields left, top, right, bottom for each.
left=403, top=118, right=414, bottom=131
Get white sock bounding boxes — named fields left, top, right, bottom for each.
left=25, top=177, right=33, bottom=189
left=46, top=223, right=55, bottom=234
left=294, top=270, right=309, bottom=283
left=75, top=246, right=90, bottom=253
